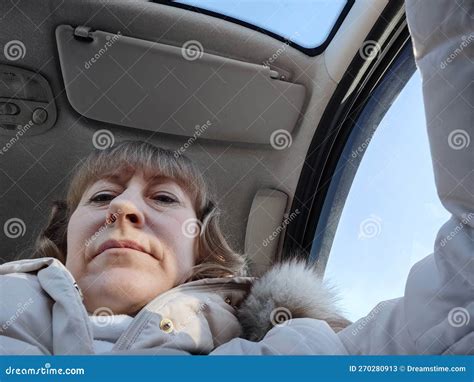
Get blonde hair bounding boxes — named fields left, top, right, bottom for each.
left=32, top=140, right=248, bottom=281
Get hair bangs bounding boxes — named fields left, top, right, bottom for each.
left=67, top=141, right=206, bottom=216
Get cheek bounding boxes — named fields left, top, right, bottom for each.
left=160, top=212, right=198, bottom=268
left=65, top=209, right=97, bottom=272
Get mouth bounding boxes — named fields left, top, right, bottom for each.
left=95, top=239, right=154, bottom=259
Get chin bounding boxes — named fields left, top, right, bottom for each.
left=80, top=269, right=171, bottom=315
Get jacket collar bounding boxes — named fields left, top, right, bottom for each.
left=1, top=257, right=350, bottom=351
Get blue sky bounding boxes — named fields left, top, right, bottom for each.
left=176, top=1, right=450, bottom=321
left=176, top=0, right=346, bottom=48
left=324, top=71, right=450, bottom=321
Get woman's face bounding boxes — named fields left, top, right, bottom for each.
left=66, top=170, right=199, bottom=315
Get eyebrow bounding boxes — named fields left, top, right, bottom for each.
left=95, top=174, right=186, bottom=197
left=100, top=173, right=174, bottom=185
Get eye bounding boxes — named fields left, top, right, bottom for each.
left=89, top=192, right=116, bottom=203
left=152, top=194, right=177, bottom=204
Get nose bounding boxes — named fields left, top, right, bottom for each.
left=105, top=193, right=145, bottom=228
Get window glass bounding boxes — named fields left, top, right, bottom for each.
left=174, top=0, right=347, bottom=48
left=322, top=70, right=450, bottom=321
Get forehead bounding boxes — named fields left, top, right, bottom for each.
left=96, top=172, right=179, bottom=187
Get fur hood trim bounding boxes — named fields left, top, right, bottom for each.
left=237, top=259, right=351, bottom=341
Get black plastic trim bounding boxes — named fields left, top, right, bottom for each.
left=282, top=0, right=411, bottom=259
left=151, top=0, right=354, bottom=56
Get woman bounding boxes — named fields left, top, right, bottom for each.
left=0, top=140, right=350, bottom=355
left=1, top=0, right=472, bottom=355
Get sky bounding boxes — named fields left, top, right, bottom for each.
left=176, top=0, right=347, bottom=48
left=175, top=0, right=451, bottom=321
left=323, top=71, right=450, bottom=321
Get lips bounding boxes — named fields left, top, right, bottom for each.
left=96, top=239, right=152, bottom=258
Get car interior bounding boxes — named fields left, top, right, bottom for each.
left=1, top=0, right=411, bottom=278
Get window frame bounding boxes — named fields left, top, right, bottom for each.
left=309, top=45, right=417, bottom=272
left=152, top=0, right=355, bottom=56
left=282, top=0, right=410, bottom=261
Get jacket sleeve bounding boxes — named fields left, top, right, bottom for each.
left=210, top=318, right=348, bottom=355
left=0, top=336, right=46, bottom=355
left=337, top=0, right=473, bottom=355
left=0, top=273, right=53, bottom=355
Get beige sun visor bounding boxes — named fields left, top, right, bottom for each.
left=56, top=25, right=306, bottom=145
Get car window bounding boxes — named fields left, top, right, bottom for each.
left=172, top=0, right=348, bottom=49
left=319, top=70, right=450, bottom=321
